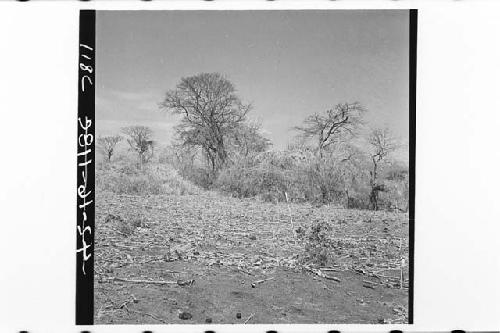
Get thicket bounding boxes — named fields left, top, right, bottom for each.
left=97, top=72, right=409, bottom=211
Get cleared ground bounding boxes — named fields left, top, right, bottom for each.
left=94, top=190, right=409, bottom=324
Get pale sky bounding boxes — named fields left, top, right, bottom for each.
left=96, top=10, right=409, bottom=153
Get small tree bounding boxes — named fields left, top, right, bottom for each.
left=336, top=144, right=370, bottom=208
left=121, top=126, right=154, bottom=168
left=97, top=135, right=122, bottom=162
left=368, top=127, right=398, bottom=210
left=294, top=102, right=365, bottom=157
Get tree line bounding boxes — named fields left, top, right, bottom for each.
left=98, top=72, right=407, bottom=211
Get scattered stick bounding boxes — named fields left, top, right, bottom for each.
left=111, top=277, right=177, bottom=285
left=96, top=303, right=106, bottom=320
left=244, top=313, right=255, bottom=324
left=111, top=229, right=128, bottom=237
left=118, top=298, right=134, bottom=309
left=325, top=275, right=341, bottom=282
left=124, top=306, right=167, bottom=324
left=251, top=277, right=275, bottom=288
left=400, top=258, right=404, bottom=290
left=305, top=267, right=341, bottom=282
left=374, top=273, right=400, bottom=280
left=399, top=220, right=404, bottom=290
left=362, top=279, right=378, bottom=285
left=319, top=267, right=341, bottom=272
left=373, top=268, right=396, bottom=274
left=237, top=267, right=255, bottom=276
left=176, top=279, right=195, bottom=286
left=111, top=243, right=135, bottom=251
left=284, top=191, right=297, bottom=244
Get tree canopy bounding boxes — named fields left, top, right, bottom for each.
left=97, top=135, right=122, bottom=162
left=160, top=73, right=253, bottom=173
left=121, top=126, right=154, bottom=165
left=295, top=102, right=365, bottom=156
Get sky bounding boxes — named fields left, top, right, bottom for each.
left=96, top=10, right=409, bottom=156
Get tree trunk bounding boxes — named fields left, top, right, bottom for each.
left=370, top=158, right=379, bottom=210
left=369, top=187, right=379, bottom=210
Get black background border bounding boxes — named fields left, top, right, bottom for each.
left=76, top=9, right=96, bottom=326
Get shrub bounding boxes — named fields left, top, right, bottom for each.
left=347, top=195, right=370, bottom=210
left=298, top=220, right=333, bottom=266
left=159, top=145, right=214, bottom=189
left=379, top=174, right=409, bottom=212
left=215, top=148, right=370, bottom=206
left=215, top=151, right=298, bottom=202
left=117, top=219, right=135, bottom=237
left=96, top=159, right=200, bottom=196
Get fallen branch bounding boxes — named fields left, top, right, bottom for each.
left=111, top=243, right=135, bottom=251
left=305, top=267, right=341, bottom=282
left=362, top=279, right=378, bottom=286
left=319, top=267, right=341, bottom=272
left=325, top=275, right=341, bottom=282
left=251, top=277, right=275, bottom=288
left=244, top=313, right=255, bottom=324
left=284, top=192, right=296, bottom=243
left=176, top=279, right=195, bottom=286
left=373, top=273, right=400, bottom=280
left=124, top=306, right=167, bottom=324
left=118, top=298, right=135, bottom=309
left=237, top=267, right=255, bottom=276
left=111, top=277, right=177, bottom=285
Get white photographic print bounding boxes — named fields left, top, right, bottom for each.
left=2, top=2, right=500, bottom=333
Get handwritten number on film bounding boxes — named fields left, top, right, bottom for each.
left=77, top=43, right=94, bottom=275
left=80, top=43, right=93, bottom=92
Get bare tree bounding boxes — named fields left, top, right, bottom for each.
left=97, top=135, right=122, bottom=162
left=368, top=127, right=399, bottom=210
left=121, top=126, right=154, bottom=168
left=160, top=72, right=251, bottom=175
left=294, top=102, right=365, bottom=157
left=336, top=144, right=369, bottom=208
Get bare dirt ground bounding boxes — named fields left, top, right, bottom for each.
left=94, top=190, right=409, bottom=324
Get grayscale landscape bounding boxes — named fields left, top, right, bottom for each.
left=93, top=10, right=410, bottom=324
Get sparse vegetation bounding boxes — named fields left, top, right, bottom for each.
left=294, top=102, right=366, bottom=157
left=97, top=135, right=122, bottom=162
left=95, top=72, right=409, bottom=324
left=98, top=73, right=408, bottom=211
left=159, top=73, right=256, bottom=178
left=121, top=126, right=155, bottom=168
left=96, top=159, right=199, bottom=196
left=368, top=128, right=401, bottom=210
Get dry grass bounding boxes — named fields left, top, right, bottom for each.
left=95, top=189, right=409, bottom=324
left=96, top=160, right=200, bottom=196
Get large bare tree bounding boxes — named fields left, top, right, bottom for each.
left=295, top=102, right=365, bottom=157
left=121, top=126, right=154, bottom=167
left=97, top=135, right=122, bottom=162
left=160, top=73, right=251, bottom=174
left=368, top=127, right=399, bottom=210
